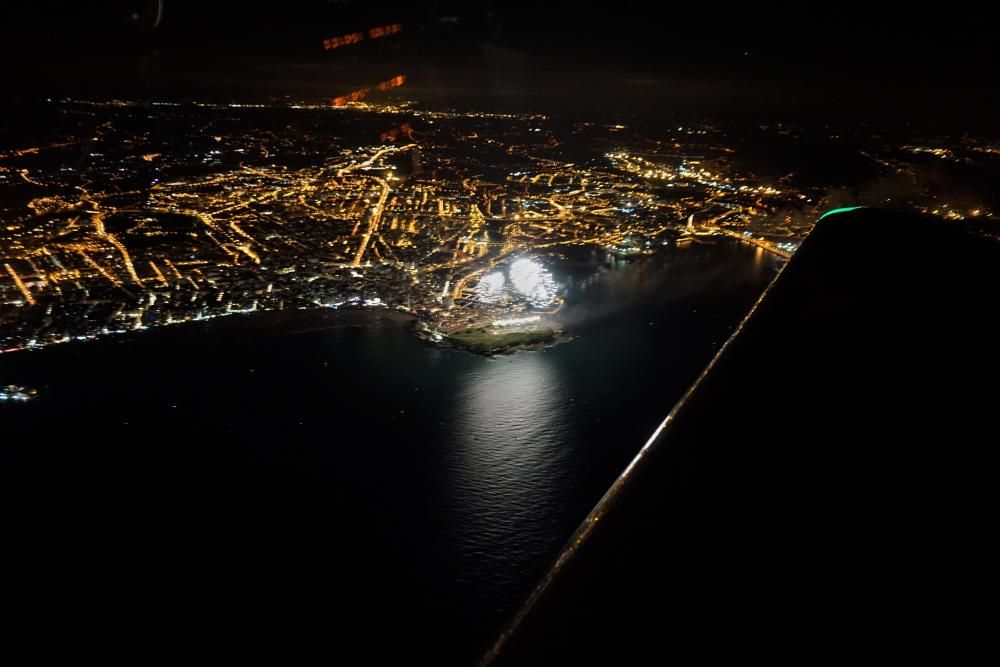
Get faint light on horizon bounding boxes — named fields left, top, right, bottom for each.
left=332, top=75, right=406, bottom=107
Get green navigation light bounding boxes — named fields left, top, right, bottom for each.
left=818, top=206, right=863, bottom=221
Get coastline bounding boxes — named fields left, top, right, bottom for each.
left=1, top=239, right=782, bottom=362
left=0, top=303, right=570, bottom=361
left=0, top=306, right=417, bottom=359
left=418, top=323, right=573, bottom=357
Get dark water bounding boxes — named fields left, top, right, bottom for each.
left=1, top=240, right=778, bottom=663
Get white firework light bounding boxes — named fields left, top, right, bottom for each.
left=509, top=258, right=549, bottom=303
left=478, top=271, right=506, bottom=301
left=476, top=257, right=558, bottom=307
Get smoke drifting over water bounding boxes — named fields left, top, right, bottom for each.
left=556, top=240, right=781, bottom=330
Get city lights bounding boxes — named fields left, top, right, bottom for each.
left=0, top=96, right=991, bottom=357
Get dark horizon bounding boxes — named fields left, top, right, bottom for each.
left=3, top=2, right=998, bottom=132
left=3, top=2, right=997, bottom=83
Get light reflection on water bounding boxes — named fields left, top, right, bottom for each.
left=442, top=353, right=573, bottom=601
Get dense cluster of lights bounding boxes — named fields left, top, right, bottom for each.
left=5, top=95, right=990, bottom=357
left=608, top=152, right=781, bottom=195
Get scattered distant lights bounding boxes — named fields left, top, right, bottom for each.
left=0, top=385, right=35, bottom=402
left=321, top=296, right=384, bottom=309
left=476, top=258, right=558, bottom=307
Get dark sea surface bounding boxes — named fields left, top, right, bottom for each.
left=1, top=239, right=779, bottom=663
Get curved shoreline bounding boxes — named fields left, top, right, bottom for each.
left=0, top=304, right=569, bottom=361
left=0, top=306, right=417, bottom=359
left=417, top=325, right=573, bottom=357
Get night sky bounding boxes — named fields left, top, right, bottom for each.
left=0, top=2, right=996, bottom=129
left=2, top=1, right=996, bottom=77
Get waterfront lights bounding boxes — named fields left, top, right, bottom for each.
left=492, top=315, right=541, bottom=327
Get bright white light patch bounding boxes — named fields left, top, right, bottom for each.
left=475, top=258, right=558, bottom=307
left=482, top=271, right=505, bottom=293
left=509, top=258, right=540, bottom=294
left=477, top=271, right=506, bottom=303
left=492, top=315, right=541, bottom=327
left=509, top=258, right=555, bottom=305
